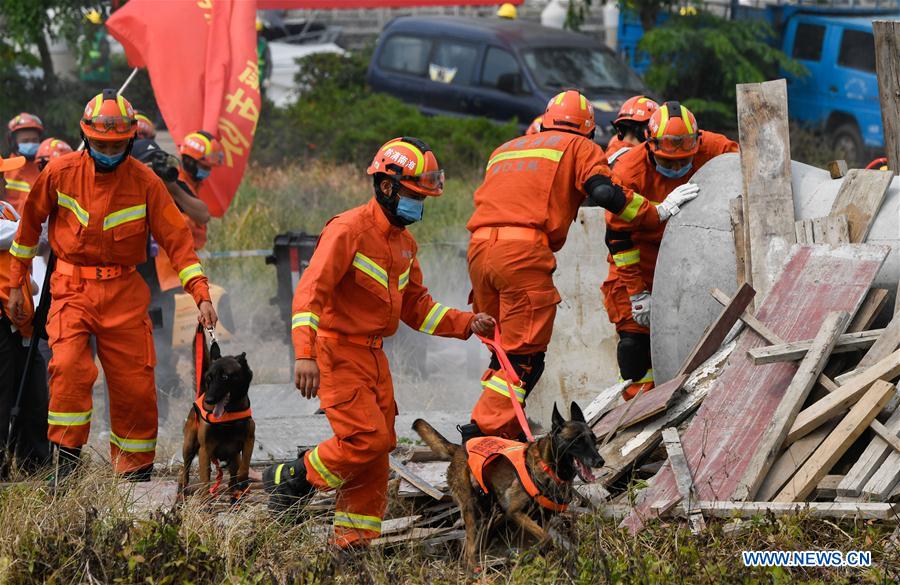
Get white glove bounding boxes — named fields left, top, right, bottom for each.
left=657, top=183, right=700, bottom=222
left=630, top=291, right=651, bottom=328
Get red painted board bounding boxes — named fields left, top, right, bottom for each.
left=593, top=375, right=687, bottom=439
left=621, top=244, right=889, bottom=533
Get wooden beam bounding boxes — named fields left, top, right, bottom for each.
left=582, top=380, right=629, bottom=427
left=848, top=289, right=889, bottom=334
left=730, top=197, right=750, bottom=290
left=775, top=380, right=896, bottom=502
left=593, top=375, right=686, bottom=439
left=679, top=283, right=755, bottom=377
left=690, top=501, right=898, bottom=521
left=710, top=288, right=780, bottom=345
left=794, top=216, right=850, bottom=246
left=787, top=350, right=900, bottom=443
left=874, top=20, right=900, bottom=174
left=748, top=329, right=883, bottom=365
left=733, top=311, right=851, bottom=501
left=756, top=422, right=836, bottom=501
left=861, top=436, right=900, bottom=502
left=827, top=160, right=849, bottom=179
left=736, top=79, right=796, bottom=301
left=389, top=456, right=444, bottom=501
left=837, top=313, right=900, bottom=385
left=816, top=475, right=845, bottom=500
left=836, top=408, right=900, bottom=499
left=830, top=169, right=893, bottom=242
left=662, top=428, right=706, bottom=533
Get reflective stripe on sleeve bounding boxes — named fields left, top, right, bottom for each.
left=103, top=204, right=147, bottom=230
left=9, top=240, right=37, bottom=259
left=178, top=263, right=204, bottom=287
left=291, top=312, right=320, bottom=331
left=419, top=303, right=450, bottom=335
left=617, top=194, right=646, bottom=223
left=613, top=249, right=640, bottom=267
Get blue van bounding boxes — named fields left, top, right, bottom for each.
left=367, top=16, right=649, bottom=143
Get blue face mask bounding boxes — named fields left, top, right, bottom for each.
left=195, top=167, right=211, bottom=180
left=91, top=149, right=126, bottom=169
left=656, top=160, right=692, bottom=179
left=396, top=196, right=424, bottom=224
left=17, top=142, right=39, bottom=158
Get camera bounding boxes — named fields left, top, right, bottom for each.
left=132, top=139, right=180, bottom=183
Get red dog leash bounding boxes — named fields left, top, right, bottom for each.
left=477, top=326, right=534, bottom=442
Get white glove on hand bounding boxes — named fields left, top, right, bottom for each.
left=630, top=291, right=651, bottom=328
left=657, top=183, right=700, bottom=222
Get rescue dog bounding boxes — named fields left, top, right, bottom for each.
left=413, top=402, right=603, bottom=570
left=178, top=340, right=255, bottom=499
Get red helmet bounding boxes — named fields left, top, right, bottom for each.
left=647, top=101, right=700, bottom=160
left=7, top=113, right=44, bottom=136
left=35, top=138, right=74, bottom=168
left=526, top=115, right=543, bottom=136
left=366, top=137, right=444, bottom=197
left=135, top=112, right=156, bottom=139
left=80, top=89, right=137, bottom=142
left=179, top=131, right=224, bottom=166
left=542, top=90, right=595, bottom=136
left=614, top=96, right=659, bottom=125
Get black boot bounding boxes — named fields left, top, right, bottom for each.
left=123, top=465, right=153, bottom=482
left=263, top=454, right=315, bottom=520
left=48, top=445, right=81, bottom=489
left=457, top=422, right=483, bottom=445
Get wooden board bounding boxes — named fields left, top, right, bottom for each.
left=836, top=408, right=900, bottom=499
left=775, top=380, right=896, bottom=502
left=730, top=197, right=749, bottom=290
left=390, top=456, right=444, bottom=500
left=838, top=312, right=900, bottom=384
left=830, top=169, right=893, bottom=243
left=816, top=475, right=845, bottom=500
left=733, top=311, right=851, bottom=501
left=736, top=79, right=796, bottom=302
left=711, top=288, right=780, bottom=345
left=874, top=20, right=900, bottom=174
left=592, top=375, right=686, bottom=439
left=756, top=422, right=836, bottom=502
left=861, top=437, right=900, bottom=501
left=794, top=216, right=850, bottom=245
left=661, top=428, right=706, bottom=533
left=687, top=501, right=898, bottom=521
left=622, top=244, right=887, bottom=533
left=828, top=160, right=849, bottom=179
left=848, top=289, right=889, bottom=334
left=582, top=380, right=629, bottom=427
left=748, top=329, right=882, bottom=365
left=678, top=283, right=756, bottom=377
left=787, top=348, right=900, bottom=443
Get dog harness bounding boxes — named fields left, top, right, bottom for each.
left=193, top=395, right=252, bottom=424
left=466, top=436, right=568, bottom=512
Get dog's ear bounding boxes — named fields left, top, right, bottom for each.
left=570, top=401, right=585, bottom=423
left=552, top=402, right=565, bottom=430
left=210, top=341, right=221, bottom=361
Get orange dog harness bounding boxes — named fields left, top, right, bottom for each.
left=466, top=436, right=568, bottom=512
left=193, top=395, right=252, bottom=424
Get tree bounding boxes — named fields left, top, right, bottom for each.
left=567, top=0, right=676, bottom=32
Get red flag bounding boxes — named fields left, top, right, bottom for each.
left=107, top=0, right=260, bottom=217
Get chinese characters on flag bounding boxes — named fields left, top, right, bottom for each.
left=107, top=0, right=260, bottom=217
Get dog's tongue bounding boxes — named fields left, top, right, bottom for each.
left=213, top=396, right=228, bottom=418
left=575, top=458, right=597, bottom=483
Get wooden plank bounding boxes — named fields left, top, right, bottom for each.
left=690, top=501, right=898, bottom=521
left=848, top=289, right=889, bottom=334
left=816, top=475, right=845, bottom=500
left=837, top=312, right=900, bottom=384
left=678, top=283, right=756, bottom=377
left=582, top=380, right=629, bottom=427
left=592, top=375, right=686, bottom=439
left=381, top=515, right=423, bottom=536
left=776, top=380, right=896, bottom=502
left=711, top=288, right=780, bottom=345
left=736, top=79, right=796, bottom=302
left=733, top=311, right=851, bottom=502
left=836, top=408, right=900, bottom=498
left=794, top=216, right=850, bottom=246
left=874, top=20, right=900, bottom=174
left=622, top=245, right=887, bottom=533
left=730, top=197, right=749, bottom=290
left=827, top=160, right=849, bottom=179
left=830, top=169, right=893, bottom=243
left=787, top=349, right=900, bottom=443
left=756, top=422, right=836, bottom=501
left=748, top=329, right=882, bottom=365
left=390, top=456, right=444, bottom=501
left=861, top=438, right=900, bottom=501
left=662, top=428, right=706, bottom=533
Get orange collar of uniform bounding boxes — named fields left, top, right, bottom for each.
left=367, top=197, right=405, bottom=236
left=193, top=395, right=252, bottom=424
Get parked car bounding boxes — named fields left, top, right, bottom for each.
left=367, top=16, right=649, bottom=143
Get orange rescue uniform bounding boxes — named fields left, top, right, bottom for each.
left=7, top=151, right=211, bottom=473
left=604, top=136, right=634, bottom=165
left=291, top=198, right=474, bottom=547
left=465, top=130, right=648, bottom=439
left=2, top=159, right=40, bottom=213
left=154, top=169, right=207, bottom=291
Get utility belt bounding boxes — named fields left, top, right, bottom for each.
left=471, top=226, right=549, bottom=247
left=316, top=327, right=383, bottom=349
left=56, top=259, right=135, bottom=282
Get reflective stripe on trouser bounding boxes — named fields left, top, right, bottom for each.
left=46, top=270, right=158, bottom=473
left=467, top=238, right=559, bottom=438
left=303, top=337, right=396, bottom=548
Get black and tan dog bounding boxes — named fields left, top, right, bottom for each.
left=178, top=341, right=255, bottom=499
left=413, top=402, right=602, bottom=569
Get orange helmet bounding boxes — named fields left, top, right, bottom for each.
left=35, top=138, right=74, bottom=168
left=526, top=115, right=543, bottom=135
left=0, top=153, right=25, bottom=173
left=179, top=131, right=224, bottom=166
left=614, top=96, right=659, bottom=125
left=366, top=137, right=444, bottom=197
left=646, top=101, right=700, bottom=160
left=135, top=112, right=156, bottom=139
left=80, top=89, right=137, bottom=142
left=7, top=113, right=44, bottom=136
left=542, top=90, right=595, bottom=137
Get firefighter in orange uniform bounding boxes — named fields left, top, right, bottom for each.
left=135, top=111, right=156, bottom=140
left=603, top=101, right=738, bottom=400
left=606, top=96, right=659, bottom=166
left=4, top=90, right=217, bottom=480
left=3, top=113, right=45, bottom=213
left=461, top=89, right=650, bottom=442
left=177, top=131, right=221, bottom=251
left=35, top=138, right=74, bottom=171
left=262, top=137, right=494, bottom=549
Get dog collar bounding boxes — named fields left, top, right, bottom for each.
left=193, top=395, right=252, bottom=424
